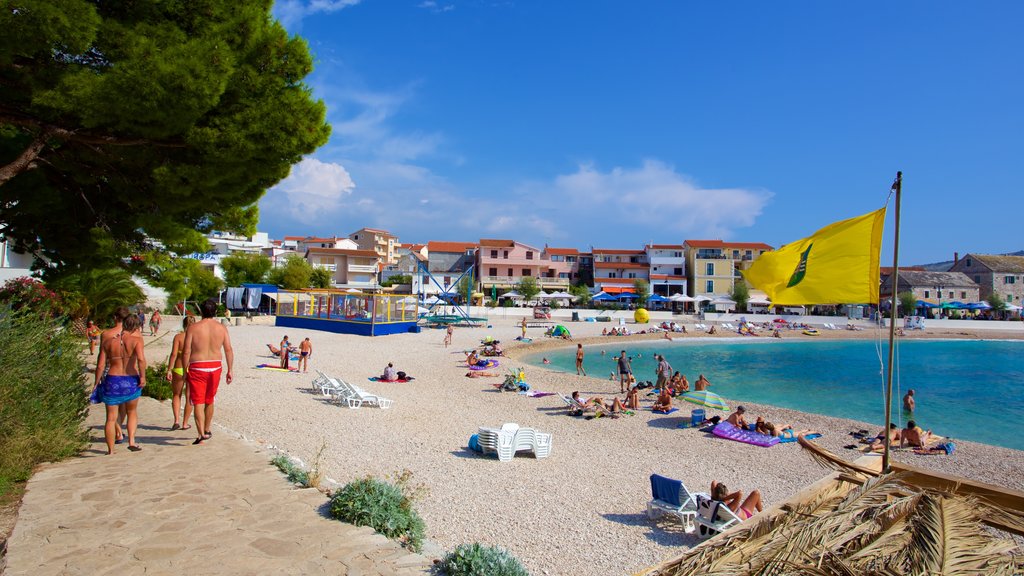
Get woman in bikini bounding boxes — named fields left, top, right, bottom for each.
left=165, top=316, right=194, bottom=431
left=711, top=480, right=763, bottom=520
left=93, top=314, right=147, bottom=454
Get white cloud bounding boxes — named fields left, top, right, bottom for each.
left=273, top=0, right=361, bottom=30
left=269, top=157, right=356, bottom=219
left=417, top=0, right=455, bottom=12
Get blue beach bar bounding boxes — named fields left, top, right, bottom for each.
left=274, top=289, right=419, bottom=336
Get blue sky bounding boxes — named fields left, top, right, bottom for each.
left=260, top=1, right=1024, bottom=265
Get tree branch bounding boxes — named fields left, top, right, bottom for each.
left=0, top=111, right=186, bottom=148
left=0, top=128, right=52, bottom=186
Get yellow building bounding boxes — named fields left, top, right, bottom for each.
left=683, top=240, right=773, bottom=297
left=348, top=227, right=399, bottom=266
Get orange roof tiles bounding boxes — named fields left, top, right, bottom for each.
left=545, top=247, right=579, bottom=255
left=304, top=248, right=379, bottom=258
left=593, top=248, right=645, bottom=255
left=479, top=238, right=516, bottom=247
left=427, top=241, right=478, bottom=253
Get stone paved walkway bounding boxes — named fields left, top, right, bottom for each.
left=4, top=397, right=432, bottom=575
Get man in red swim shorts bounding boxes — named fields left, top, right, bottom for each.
left=183, top=299, right=234, bottom=445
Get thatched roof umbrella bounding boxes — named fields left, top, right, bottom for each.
left=639, top=439, right=1024, bottom=576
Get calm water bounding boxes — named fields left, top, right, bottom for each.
left=524, top=339, right=1024, bottom=450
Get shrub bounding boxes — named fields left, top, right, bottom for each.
left=0, top=277, right=73, bottom=319
left=329, top=474, right=426, bottom=552
left=142, top=361, right=174, bottom=401
left=440, top=543, right=530, bottom=576
left=0, top=307, right=89, bottom=498
left=271, top=455, right=310, bottom=486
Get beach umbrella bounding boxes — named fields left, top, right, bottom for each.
left=669, top=293, right=694, bottom=302
left=618, top=292, right=638, bottom=299
left=501, top=290, right=523, bottom=299
left=693, top=295, right=712, bottom=303
left=964, top=302, right=991, bottom=310
left=915, top=300, right=938, bottom=309
left=679, top=390, right=730, bottom=412
left=592, top=292, right=617, bottom=302
left=547, top=291, right=575, bottom=300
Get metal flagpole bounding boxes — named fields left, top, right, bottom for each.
left=882, top=171, right=902, bottom=473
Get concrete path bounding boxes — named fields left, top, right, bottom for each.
left=4, top=397, right=432, bottom=575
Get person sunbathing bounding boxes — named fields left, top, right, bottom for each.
left=465, top=371, right=499, bottom=378
left=711, top=480, right=763, bottom=520
left=379, top=363, right=398, bottom=381
left=726, top=406, right=748, bottom=429
left=267, top=343, right=281, bottom=356
left=772, top=329, right=782, bottom=338
left=571, top=391, right=607, bottom=413
left=708, top=325, right=717, bottom=335
left=623, top=386, right=640, bottom=410
left=869, top=424, right=902, bottom=450
left=652, top=388, right=673, bottom=412
left=676, top=374, right=690, bottom=393
left=901, top=420, right=932, bottom=448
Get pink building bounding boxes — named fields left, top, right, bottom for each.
left=476, top=239, right=574, bottom=291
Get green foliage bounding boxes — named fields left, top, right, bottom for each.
left=141, top=361, right=173, bottom=401
left=548, top=299, right=560, bottom=309
left=271, top=455, right=310, bottom=486
left=329, top=473, right=426, bottom=552
left=380, top=274, right=411, bottom=287
left=987, top=292, right=1006, bottom=312
left=220, top=253, right=272, bottom=287
left=633, top=279, right=650, bottom=308
left=897, top=291, right=918, bottom=318
left=440, top=543, right=530, bottom=576
left=50, top=268, right=145, bottom=324
left=267, top=254, right=313, bottom=290
left=310, top=267, right=333, bottom=289
left=0, top=0, right=331, bottom=276
left=730, top=281, right=750, bottom=312
left=568, top=283, right=591, bottom=308
left=0, top=276, right=73, bottom=319
left=516, top=276, right=539, bottom=302
left=153, top=258, right=223, bottom=305
left=0, top=307, right=89, bottom=498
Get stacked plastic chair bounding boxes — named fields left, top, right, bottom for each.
left=477, top=423, right=552, bottom=462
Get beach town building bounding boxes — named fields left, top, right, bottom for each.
left=683, top=240, right=772, bottom=298
left=545, top=247, right=582, bottom=285
left=591, top=248, right=649, bottom=295
left=303, top=247, right=381, bottom=290
left=0, top=235, right=35, bottom=283
left=878, top=270, right=980, bottom=304
left=476, top=239, right=572, bottom=293
left=348, top=227, right=399, bottom=266
left=577, top=251, right=594, bottom=287
left=188, top=231, right=272, bottom=279
left=645, top=244, right=687, bottom=297
left=420, top=241, right=478, bottom=297
left=947, top=253, right=1024, bottom=305
left=381, top=243, right=427, bottom=293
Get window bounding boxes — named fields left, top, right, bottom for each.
left=745, top=250, right=752, bottom=258
left=353, top=234, right=359, bottom=240
left=609, top=272, right=617, bottom=279
left=674, top=267, right=683, bottom=275
left=503, top=251, right=509, bottom=259
left=1008, top=295, right=1014, bottom=302
left=489, top=267, right=497, bottom=276
left=705, top=262, right=715, bottom=276
left=628, top=272, right=637, bottom=279
left=965, top=258, right=972, bottom=267
left=526, top=251, right=533, bottom=260
left=974, top=275, right=981, bottom=283
left=566, top=256, right=576, bottom=263
left=732, top=250, right=740, bottom=258
left=674, top=251, right=682, bottom=258
left=550, top=255, right=564, bottom=262
left=948, top=291, right=953, bottom=298
left=705, top=280, right=714, bottom=292
left=522, top=269, right=531, bottom=276
left=490, top=250, right=498, bottom=258
left=924, top=290, right=930, bottom=298
left=961, top=291, right=967, bottom=299
left=559, top=273, right=569, bottom=278
left=1005, top=276, right=1016, bottom=284
left=507, top=268, right=513, bottom=276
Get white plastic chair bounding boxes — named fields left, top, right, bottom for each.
left=694, top=494, right=744, bottom=538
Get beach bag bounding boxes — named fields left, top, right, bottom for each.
left=397, top=371, right=407, bottom=380
left=468, top=434, right=482, bottom=453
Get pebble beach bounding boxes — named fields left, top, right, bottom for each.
left=140, top=316, right=1024, bottom=576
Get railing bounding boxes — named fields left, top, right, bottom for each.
left=648, top=256, right=685, bottom=266
left=348, top=264, right=378, bottom=273
left=314, top=263, right=337, bottom=272
left=479, top=276, right=570, bottom=288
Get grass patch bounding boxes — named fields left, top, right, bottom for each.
left=0, top=307, right=89, bottom=499
left=329, top=471, right=426, bottom=552
left=440, top=543, right=530, bottom=576
left=270, top=455, right=310, bottom=486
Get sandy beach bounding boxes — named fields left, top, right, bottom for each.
left=137, top=316, right=1024, bottom=576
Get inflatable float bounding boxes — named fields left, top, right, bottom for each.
left=712, top=421, right=780, bottom=447
left=255, top=363, right=299, bottom=372
left=802, top=329, right=820, bottom=336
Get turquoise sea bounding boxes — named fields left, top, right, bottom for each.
left=524, top=339, right=1024, bottom=451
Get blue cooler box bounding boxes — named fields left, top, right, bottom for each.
left=690, top=409, right=705, bottom=427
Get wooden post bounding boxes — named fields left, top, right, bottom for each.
left=882, top=171, right=902, bottom=473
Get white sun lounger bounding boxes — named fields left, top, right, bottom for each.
left=694, top=494, right=744, bottom=538
left=323, top=373, right=393, bottom=409
left=648, top=474, right=702, bottom=533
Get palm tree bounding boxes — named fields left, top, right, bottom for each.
left=54, top=268, right=145, bottom=324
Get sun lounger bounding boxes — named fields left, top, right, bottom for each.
left=694, top=494, right=744, bottom=538
left=558, top=393, right=590, bottom=416
left=324, top=373, right=393, bottom=409
left=477, top=423, right=552, bottom=461
left=647, top=474, right=701, bottom=533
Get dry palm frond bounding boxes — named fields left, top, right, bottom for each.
left=906, top=493, right=1019, bottom=575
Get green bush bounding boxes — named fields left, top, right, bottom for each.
left=0, top=307, right=89, bottom=498
left=141, top=361, right=174, bottom=401
left=440, top=543, right=530, bottom=576
left=271, top=455, right=310, bottom=486
left=329, top=476, right=426, bottom=552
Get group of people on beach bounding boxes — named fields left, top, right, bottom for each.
left=271, top=335, right=313, bottom=372
left=91, top=299, right=234, bottom=454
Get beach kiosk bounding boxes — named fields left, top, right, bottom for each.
left=274, top=289, right=419, bottom=336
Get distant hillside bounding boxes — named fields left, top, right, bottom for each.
left=915, top=250, right=1024, bottom=272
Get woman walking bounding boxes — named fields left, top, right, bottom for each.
left=165, top=315, right=194, bottom=430
left=92, top=313, right=147, bottom=454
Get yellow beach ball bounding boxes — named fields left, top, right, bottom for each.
left=634, top=308, right=649, bottom=324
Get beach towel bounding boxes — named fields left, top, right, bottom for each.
left=368, top=377, right=415, bottom=383
left=255, top=363, right=299, bottom=372
left=525, top=391, right=555, bottom=398
left=712, top=421, right=780, bottom=447
left=652, top=407, right=679, bottom=415
left=466, top=359, right=500, bottom=371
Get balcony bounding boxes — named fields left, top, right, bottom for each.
left=314, top=263, right=338, bottom=272
left=348, top=264, right=378, bottom=273
left=648, top=256, right=685, bottom=266
left=480, top=276, right=570, bottom=289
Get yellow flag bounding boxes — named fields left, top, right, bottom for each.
left=743, top=208, right=886, bottom=305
